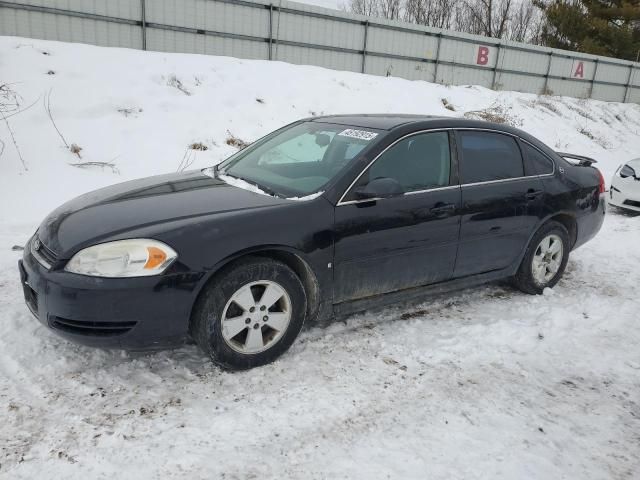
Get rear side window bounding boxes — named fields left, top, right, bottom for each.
left=459, top=131, right=524, bottom=183
left=522, top=142, right=554, bottom=175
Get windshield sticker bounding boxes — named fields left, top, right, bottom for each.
left=337, top=129, right=378, bottom=141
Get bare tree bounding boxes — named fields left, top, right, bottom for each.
left=348, top=0, right=544, bottom=44
left=347, top=0, right=380, bottom=17
left=404, top=0, right=457, bottom=29
left=458, top=0, right=513, bottom=38
left=507, top=1, right=543, bottom=43
left=378, top=0, right=402, bottom=20
left=347, top=0, right=402, bottom=19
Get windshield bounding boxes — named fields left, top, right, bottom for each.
left=216, top=122, right=382, bottom=198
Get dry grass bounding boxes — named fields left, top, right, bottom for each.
left=225, top=131, right=249, bottom=150
left=441, top=98, right=455, bottom=111
left=464, top=106, right=523, bottom=127
left=578, top=127, right=611, bottom=149
left=189, top=142, right=208, bottom=151
left=69, top=143, right=82, bottom=158
left=166, top=75, right=191, bottom=96
left=579, top=127, right=595, bottom=140
left=527, top=97, right=561, bottom=115
left=0, top=83, right=27, bottom=169
left=562, top=100, right=596, bottom=121
left=117, top=107, right=143, bottom=117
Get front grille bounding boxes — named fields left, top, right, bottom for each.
left=49, top=317, right=137, bottom=337
left=623, top=199, right=640, bottom=208
left=31, top=236, right=58, bottom=269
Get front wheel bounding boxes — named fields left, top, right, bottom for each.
left=513, top=221, right=570, bottom=295
left=190, top=257, right=307, bottom=370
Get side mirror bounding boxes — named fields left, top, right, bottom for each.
left=354, top=177, right=404, bottom=200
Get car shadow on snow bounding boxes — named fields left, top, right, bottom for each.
left=607, top=203, right=640, bottom=217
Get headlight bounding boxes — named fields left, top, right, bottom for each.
left=619, top=164, right=637, bottom=179
left=64, top=239, right=177, bottom=277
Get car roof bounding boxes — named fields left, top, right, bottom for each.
left=309, top=114, right=446, bottom=130
left=309, top=114, right=521, bottom=134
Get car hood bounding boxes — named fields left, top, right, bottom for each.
left=38, top=170, right=288, bottom=256
left=625, top=158, right=640, bottom=169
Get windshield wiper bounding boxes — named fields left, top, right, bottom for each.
left=222, top=172, right=283, bottom=198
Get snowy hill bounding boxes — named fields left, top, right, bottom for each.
left=3, top=36, right=640, bottom=221
left=1, top=36, right=639, bottom=479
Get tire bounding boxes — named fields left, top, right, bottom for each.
left=512, top=221, right=570, bottom=295
left=190, top=257, right=307, bottom=370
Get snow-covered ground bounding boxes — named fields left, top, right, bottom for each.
left=1, top=37, right=639, bottom=479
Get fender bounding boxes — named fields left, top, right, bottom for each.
left=189, top=243, right=326, bottom=322
left=505, top=210, right=578, bottom=277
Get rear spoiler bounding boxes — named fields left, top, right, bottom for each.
left=556, top=152, right=598, bottom=167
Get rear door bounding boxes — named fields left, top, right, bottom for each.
left=453, top=130, right=544, bottom=277
left=333, top=130, right=462, bottom=303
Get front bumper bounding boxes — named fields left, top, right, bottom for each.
left=609, top=186, right=640, bottom=212
left=19, top=244, right=203, bottom=350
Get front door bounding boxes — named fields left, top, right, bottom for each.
left=333, top=130, right=462, bottom=303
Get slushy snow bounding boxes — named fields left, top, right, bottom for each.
left=1, top=36, right=639, bottom=479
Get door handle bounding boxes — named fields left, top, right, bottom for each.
left=525, top=189, right=543, bottom=201
left=430, top=203, right=456, bottom=216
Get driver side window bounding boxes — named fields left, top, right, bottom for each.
left=349, top=131, right=451, bottom=198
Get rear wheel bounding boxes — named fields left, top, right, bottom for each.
left=513, top=221, right=570, bottom=295
left=190, top=257, right=307, bottom=370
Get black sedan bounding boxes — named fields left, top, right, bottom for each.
left=19, top=115, right=606, bottom=369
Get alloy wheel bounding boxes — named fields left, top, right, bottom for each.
left=531, top=234, right=564, bottom=286
left=221, top=280, right=292, bottom=354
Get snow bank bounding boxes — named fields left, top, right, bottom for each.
left=1, top=37, right=639, bottom=479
